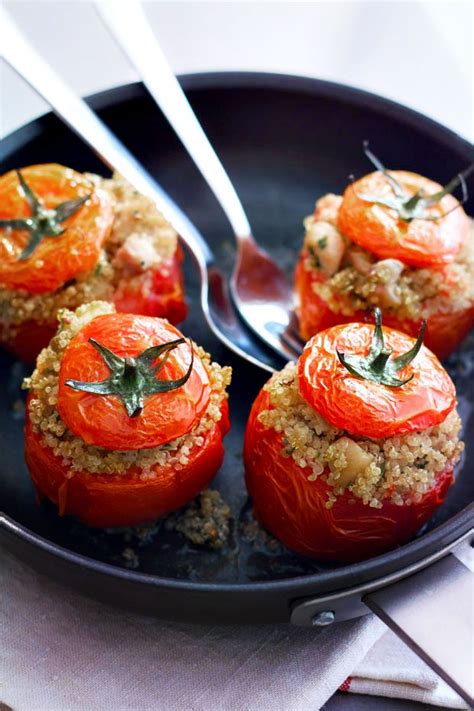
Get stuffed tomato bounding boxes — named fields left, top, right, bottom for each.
left=295, top=145, right=474, bottom=359
left=0, top=164, right=187, bottom=362
left=24, top=301, right=231, bottom=528
left=244, top=309, right=463, bottom=561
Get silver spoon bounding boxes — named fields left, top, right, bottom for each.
left=95, top=0, right=303, bottom=361
left=0, top=6, right=285, bottom=373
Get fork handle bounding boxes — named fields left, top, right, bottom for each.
left=0, top=5, right=214, bottom=273
left=95, top=0, right=252, bottom=241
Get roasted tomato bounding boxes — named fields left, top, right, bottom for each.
left=113, top=246, right=188, bottom=324
left=4, top=321, right=58, bottom=364
left=294, top=147, right=474, bottom=359
left=338, top=171, right=470, bottom=268
left=0, top=164, right=114, bottom=293
left=24, top=305, right=230, bottom=528
left=57, top=313, right=211, bottom=451
left=295, top=252, right=474, bottom=360
left=244, top=311, right=462, bottom=561
left=0, top=165, right=188, bottom=363
left=25, top=400, right=229, bottom=529
left=298, top=320, right=455, bottom=439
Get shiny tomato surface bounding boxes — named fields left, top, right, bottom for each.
left=244, top=388, right=454, bottom=562
left=26, top=397, right=229, bottom=528
left=58, top=313, right=211, bottom=450
left=113, top=246, right=188, bottom=324
left=298, top=321, right=456, bottom=438
left=0, top=164, right=114, bottom=293
left=338, top=171, right=470, bottom=268
left=294, top=251, right=474, bottom=360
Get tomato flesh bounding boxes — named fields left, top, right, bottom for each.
left=0, top=165, right=188, bottom=363
left=244, top=388, right=454, bottom=562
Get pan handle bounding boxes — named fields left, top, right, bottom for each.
left=364, top=544, right=473, bottom=707
left=290, top=532, right=473, bottom=706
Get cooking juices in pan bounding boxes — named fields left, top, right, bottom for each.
left=294, top=145, right=474, bottom=360
left=23, top=301, right=231, bottom=528
left=0, top=164, right=187, bottom=363
left=244, top=310, right=464, bottom=562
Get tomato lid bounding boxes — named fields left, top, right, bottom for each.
left=57, top=313, right=211, bottom=451
left=298, top=311, right=456, bottom=439
left=0, top=164, right=114, bottom=294
left=337, top=144, right=472, bottom=268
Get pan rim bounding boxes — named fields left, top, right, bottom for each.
left=1, top=505, right=472, bottom=595
left=1, top=71, right=473, bottom=597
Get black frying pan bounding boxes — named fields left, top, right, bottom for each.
left=0, top=74, right=473, bottom=703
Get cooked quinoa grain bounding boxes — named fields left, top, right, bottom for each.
left=303, top=196, right=474, bottom=321
left=258, top=362, right=463, bottom=508
left=24, top=301, right=232, bottom=476
left=165, top=489, right=232, bottom=549
left=0, top=172, right=178, bottom=341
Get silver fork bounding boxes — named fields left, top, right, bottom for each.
left=95, top=0, right=303, bottom=362
left=0, top=6, right=286, bottom=373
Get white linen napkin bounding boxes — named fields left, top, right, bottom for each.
left=0, top=548, right=468, bottom=710
left=339, top=631, right=469, bottom=709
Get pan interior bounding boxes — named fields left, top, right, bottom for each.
left=1, top=77, right=473, bottom=584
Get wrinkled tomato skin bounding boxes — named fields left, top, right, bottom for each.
left=299, top=322, right=455, bottom=439
left=25, top=397, right=229, bottom=528
left=244, top=389, right=453, bottom=562
left=58, top=313, right=211, bottom=451
left=0, top=164, right=114, bottom=294
left=338, top=171, right=470, bottom=268
left=294, top=251, right=474, bottom=360
left=113, top=247, right=188, bottom=324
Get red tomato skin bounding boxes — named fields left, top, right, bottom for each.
left=113, top=246, right=188, bottom=323
left=0, top=165, right=114, bottom=294
left=338, top=171, right=470, bottom=268
left=298, top=322, right=456, bottom=439
left=244, top=389, right=454, bottom=562
left=57, top=313, right=211, bottom=451
left=294, top=250, right=474, bottom=361
left=4, top=321, right=57, bottom=364
left=25, top=397, right=229, bottom=528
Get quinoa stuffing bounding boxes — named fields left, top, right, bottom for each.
left=165, top=489, right=232, bottom=549
left=0, top=172, right=178, bottom=341
left=303, top=194, right=474, bottom=321
left=23, top=301, right=232, bottom=477
left=105, top=489, right=232, bottom=550
left=258, top=362, right=463, bottom=509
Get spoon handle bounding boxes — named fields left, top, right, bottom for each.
left=96, top=0, right=252, bottom=241
left=1, top=5, right=285, bottom=373
left=0, top=5, right=214, bottom=272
